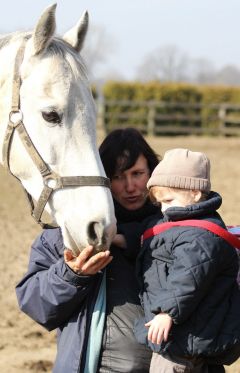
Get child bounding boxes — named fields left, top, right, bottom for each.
left=134, top=148, right=240, bottom=372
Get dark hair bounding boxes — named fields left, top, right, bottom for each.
left=99, top=128, right=159, bottom=179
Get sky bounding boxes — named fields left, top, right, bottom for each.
left=1, top=0, right=240, bottom=80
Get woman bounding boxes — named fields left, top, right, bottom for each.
left=16, top=128, right=161, bottom=372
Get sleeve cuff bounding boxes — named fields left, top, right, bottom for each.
left=60, top=261, right=93, bottom=286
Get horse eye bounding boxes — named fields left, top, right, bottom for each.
left=42, top=110, right=62, bottom=125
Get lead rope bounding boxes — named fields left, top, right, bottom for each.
left=84, top=270, right=106, bottom=373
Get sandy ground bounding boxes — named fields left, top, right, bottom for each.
left=0, top=135, right=240, bottom=372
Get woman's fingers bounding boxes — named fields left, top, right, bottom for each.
left=89, top=255, right=112, bottom=272
left=64, top=246, right=112, bottom=275
left=76, top=246, right=94, bottom=266
left=77, top=248, right=112, bottom=275
left=82, top=251, right=112, bottom=274
left=64, top=249, right=74, bottom=262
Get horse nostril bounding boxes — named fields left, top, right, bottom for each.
left=87, top=221, right=106, bottom=248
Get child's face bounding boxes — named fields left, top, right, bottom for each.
left=152, top=186, right=201, bottom=212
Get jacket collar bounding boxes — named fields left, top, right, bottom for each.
left=163, top=191, right=222, bottom=222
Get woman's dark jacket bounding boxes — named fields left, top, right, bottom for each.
left=16, top=199, right=158, bottom=373
left=135, top=192, right=240, bottom=363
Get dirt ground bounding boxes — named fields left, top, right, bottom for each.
left=0, top=135, right=239, bottom=372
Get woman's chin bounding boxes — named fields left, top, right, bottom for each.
left=122, top=199, right=145, bottom=211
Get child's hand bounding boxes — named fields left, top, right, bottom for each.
left=112, top=234, right=127, bottom=249
left=145, top=313, right=172, bottom=345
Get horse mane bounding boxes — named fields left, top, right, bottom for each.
left=0, top=33, right=21, bottom=50
left=0, top=31, right=88, bottom=82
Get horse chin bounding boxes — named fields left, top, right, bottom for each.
left=62, top=223, right=112, bottom=257
left=70, top=244, right=108, bottom=258
left=91, top=243, right=108, bottom=256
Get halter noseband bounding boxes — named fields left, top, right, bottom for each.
left=2, top=40, right=110, bottom=228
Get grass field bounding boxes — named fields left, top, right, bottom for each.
left=0, top=134, right=239, bottom=372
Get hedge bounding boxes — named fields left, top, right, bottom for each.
left=100, top=81, right=240, bottom=134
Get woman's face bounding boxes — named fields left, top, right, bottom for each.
left=111, top=154, right=150, bottom=210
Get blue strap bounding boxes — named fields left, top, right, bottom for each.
left=84, top=270, right=106, bottom=373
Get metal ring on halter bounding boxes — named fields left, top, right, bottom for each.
left=9, top=110, right=23, bottom=126
left=43, top=174, right=63, bottom=190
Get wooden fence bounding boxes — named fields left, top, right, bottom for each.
left=96, top=100, right=240, bottom=136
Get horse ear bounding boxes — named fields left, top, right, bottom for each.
left=31, top=3, right=57, bottom=56
left=63, top=10, right=89, bottom=52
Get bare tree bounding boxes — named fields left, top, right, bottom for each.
left=215, top=65, right=240, bottom=86
left=135, top=44, right=190, bottom=82
left=81, top=29, right=240, bottom=87
left=190, top=58, right=216, bottom=84
left=82, top=24, right=116, bottom=82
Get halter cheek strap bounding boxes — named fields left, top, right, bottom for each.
left=2, top=40, right=110, bottom=228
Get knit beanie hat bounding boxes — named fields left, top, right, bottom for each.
left=147, top=148, right=211, bottom=192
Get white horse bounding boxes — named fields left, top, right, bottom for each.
left=0, top=4, right=116, bottom=255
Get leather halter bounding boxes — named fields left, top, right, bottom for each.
left=2, top=40, right=110, bottom=228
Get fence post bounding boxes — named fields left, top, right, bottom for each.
left=96, top=96, right=107, bottom=136
left=147, top=103, right=156, bottom=136
left=217, top=105, right=226, bottom=135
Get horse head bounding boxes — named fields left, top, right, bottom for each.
left=0, top=4, right=116, bottom=255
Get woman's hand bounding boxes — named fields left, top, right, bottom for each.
left=145, top=313, right=173, bottom=345
left=64, top=246, right=113, bottom=275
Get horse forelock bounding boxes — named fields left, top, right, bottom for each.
left=44, top=37, right=89, bottom=83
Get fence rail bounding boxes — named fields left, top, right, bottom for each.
left=97, top=100, right=240, bottom=136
